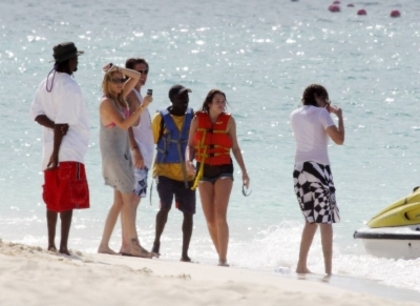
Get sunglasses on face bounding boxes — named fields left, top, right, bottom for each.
left=111, top=78, right=125, bottom=84
left=136, top=69, right=148, bottom=75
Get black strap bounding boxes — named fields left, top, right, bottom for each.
left=157, top=114, right=165, bottom=143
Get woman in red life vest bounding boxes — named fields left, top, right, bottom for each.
left=186, top=89, right=250, bottom=266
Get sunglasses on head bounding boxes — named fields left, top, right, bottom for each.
left=111, top=78, right=125, bottom=84
left=136, top=69, right=148, bottom=75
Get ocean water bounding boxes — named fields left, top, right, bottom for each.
left=1, top=0, right=420, bottom=296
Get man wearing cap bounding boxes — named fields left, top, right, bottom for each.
left=30, top=42, right=90, bottom=255
left=151, top=84, right=195, bottom=262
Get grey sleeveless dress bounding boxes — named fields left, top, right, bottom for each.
left=99, top=102, right=134, bottom=194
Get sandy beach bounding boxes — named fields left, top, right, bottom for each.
left=0, top=238, right=418, bottom=306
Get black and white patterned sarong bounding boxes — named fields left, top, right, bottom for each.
left=293, top=161, right=340, bottom=224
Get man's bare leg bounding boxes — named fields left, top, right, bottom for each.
left=181, top=212, right=193, bottom=262
left=59, top=209, right=73, bottom=255
left=296, top=222, right=318, bottom=273
left=46, top=210, right=58, bottom=251
left=320, top=224, right=333, bottom=275
left=152, top=207, right=170, bottom=255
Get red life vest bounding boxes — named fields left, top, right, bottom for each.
left=193, top=111, right=232, bottom=166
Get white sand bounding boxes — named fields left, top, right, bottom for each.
left=0, top=238, right=418, bottom=306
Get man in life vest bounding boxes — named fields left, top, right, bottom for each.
left=151, top=84, right=196, bottom=261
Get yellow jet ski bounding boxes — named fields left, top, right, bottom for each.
left=354, top=187, right=420, bottom=259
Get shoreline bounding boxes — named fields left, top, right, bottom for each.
left=1, top=238, right=419, bottom=306
left=279, top=269, right=420, bottom=303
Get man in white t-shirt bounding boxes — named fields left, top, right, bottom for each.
left=30, top=42, right=90, bottom=255
left=125, top=58, right=154, bottom=203
left=290, top=84, right=345, bottom=275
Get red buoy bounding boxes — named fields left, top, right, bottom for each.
left=390, top=10, right=401, bottom=18
left=347, top=3, right=355, bottom=7
left=328, top=5, right=340, bottom=12
left=357, top=9, right=367, bottom=15
left=332, top=0, right=340, bottom=4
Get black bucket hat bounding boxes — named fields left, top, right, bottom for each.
left=51, top=42, right=84, bottom=63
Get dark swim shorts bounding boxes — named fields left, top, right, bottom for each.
left=156, top=176, right=196, bottom=215
left=197, top=162, right=234, bottom=184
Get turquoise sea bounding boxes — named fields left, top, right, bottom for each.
left=1, top=0, right=420, bottom=299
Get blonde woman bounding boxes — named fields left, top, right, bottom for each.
left=97, top=63, right=152, bottom=257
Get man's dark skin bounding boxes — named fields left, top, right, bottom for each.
left=152, top=90, right=194, bottom=262
left=34, top=56, right=78, bottom=255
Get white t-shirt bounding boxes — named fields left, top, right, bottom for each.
left=131, top=89, right=154, bottom=169
left=30, top=72, right=89, bottom=170
left=290, top=105, right=335, bottom=166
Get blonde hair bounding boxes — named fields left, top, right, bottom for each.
left=101, top=71, right=128, bottom=109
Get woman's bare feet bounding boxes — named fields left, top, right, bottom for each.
left=296, top=267, right=312, bottom=274
left=130, top=238, right=153, bottom=258
left=97, top=245, right=118, bottom=255
left=218, top=261, right=230, bottom=267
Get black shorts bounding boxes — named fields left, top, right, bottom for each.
left=197, top=162, right=234, bottom=184
left=156, top=176, right=196, bottom=215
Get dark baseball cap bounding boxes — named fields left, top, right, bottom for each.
left=168, top=84, right=192, bottom=100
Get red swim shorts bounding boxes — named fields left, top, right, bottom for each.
left=42, top=162, right=90, bottom=213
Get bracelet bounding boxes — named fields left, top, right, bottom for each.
left=131, top=146, right=139, bottom=150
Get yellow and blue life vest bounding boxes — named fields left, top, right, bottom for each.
left=156, top=107, right=194, bottom=164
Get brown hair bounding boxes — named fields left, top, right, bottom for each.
left=101, top=71, right=128, bottom=109
left=125, top=58, right=149, bottom=70
left=301, top=84, right=329, bottom=106
left=201, top=89, right=228, bottom=112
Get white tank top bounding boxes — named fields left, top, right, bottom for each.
left=131, top=89, right=154, bottom=169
